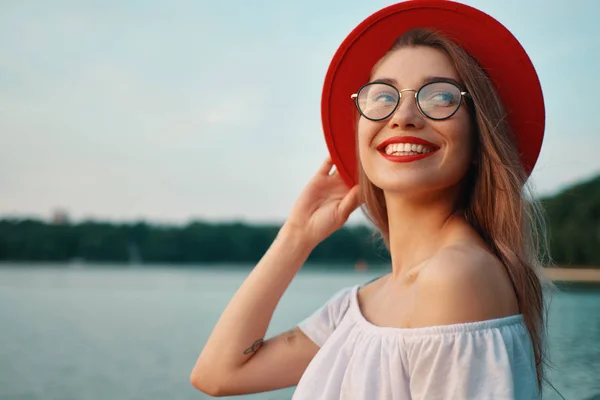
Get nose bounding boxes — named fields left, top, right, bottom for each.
left=387, top=90, right=425, bottom=130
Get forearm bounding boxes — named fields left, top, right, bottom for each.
left=192, top=225, right=314, bottom=375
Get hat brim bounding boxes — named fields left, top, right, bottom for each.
left=321, top=0, right=545, bottom=188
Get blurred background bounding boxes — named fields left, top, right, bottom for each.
left=1, top=0, right=599, bottom=399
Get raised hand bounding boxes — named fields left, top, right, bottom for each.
left=283, top=156, right=362, bottom=248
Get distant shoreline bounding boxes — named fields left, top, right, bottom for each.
left=545, top=268, right=600, bottom=282
left=0, top=262, right=599, bottom=283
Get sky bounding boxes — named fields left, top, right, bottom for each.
left=1, top=0, right=599, bottom=225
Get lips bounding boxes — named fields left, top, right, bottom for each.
left=376, top=136, right=440, bottom=163
left=376, top=136, right=439, bottom=152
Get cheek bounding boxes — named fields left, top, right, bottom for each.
left=445, top=107, right=472, bottom=143
left=442, top=115, right=475, bottom=170
left=356, top=119, right=377, bottom=160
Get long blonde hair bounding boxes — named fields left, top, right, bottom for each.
left=358, top=28, right=555, bottom=391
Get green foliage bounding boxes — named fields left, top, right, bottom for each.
left=0, top=174, right=598, bottom=266
left=541, top=175, right=600, bottom=266
left=0, top=218, right=388, bottom=265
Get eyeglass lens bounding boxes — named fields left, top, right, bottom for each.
left=356, top=81, right=462, bottom=120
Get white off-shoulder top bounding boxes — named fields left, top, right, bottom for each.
left=293, top=283, right=539, bottom=400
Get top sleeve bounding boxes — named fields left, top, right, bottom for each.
left=297, top=285, right=354, bottom=347
left=407, top=320, right=540, bottom=400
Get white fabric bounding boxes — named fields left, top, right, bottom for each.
left=293, top=284, right=539, bottom=400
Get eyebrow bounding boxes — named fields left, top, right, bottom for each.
left=370, top=76, right=464, bottom=88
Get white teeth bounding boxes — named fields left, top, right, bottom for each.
left=384, top=143, right=435, bottom=155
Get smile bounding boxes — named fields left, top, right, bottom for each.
left=376, top=136, right=440, bottom=163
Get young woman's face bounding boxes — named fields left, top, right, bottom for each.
left=357, top=46, right=474, bottom=197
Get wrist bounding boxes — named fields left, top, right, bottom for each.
left=277, top=223, right=316, bottom=255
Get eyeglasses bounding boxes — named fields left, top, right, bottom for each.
left=351, top=80, right=470, bottom=121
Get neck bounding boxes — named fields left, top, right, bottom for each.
left=384, top=187, right=464, bottom=280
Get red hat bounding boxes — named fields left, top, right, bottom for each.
left=321, top=0, right=545, bottom=188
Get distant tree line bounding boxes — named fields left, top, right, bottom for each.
left=0, top=220, right=390, bottom=266
left=541, top=175, right=600, bottom=266
left=1, top=175, right=598, bottom=267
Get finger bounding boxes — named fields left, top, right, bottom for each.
left=338, top=185, right=362, bottom=221
left=317, top=155, right=334, bottom=176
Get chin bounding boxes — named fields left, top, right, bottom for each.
left=365, top=168, right=428, bottom=192
left=364, top=165, right=468, bottom=201
left=360, top=149, right=472, bottom=196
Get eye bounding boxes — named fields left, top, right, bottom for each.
left=371, top=91, right=397, bottom=104
left=427, top=91, right=459, bottom=106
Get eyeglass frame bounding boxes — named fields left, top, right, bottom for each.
left=350, top=79, right=471, bottom=122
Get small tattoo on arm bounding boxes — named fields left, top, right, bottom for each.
left=243, top=339, right=264, bottom=355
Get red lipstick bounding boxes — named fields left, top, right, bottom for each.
left=376, top=136, right=439, bottom=163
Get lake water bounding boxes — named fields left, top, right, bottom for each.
left=0, top=264, right=598, bottom=400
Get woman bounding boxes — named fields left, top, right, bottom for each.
left=190, top=2, right=553, bottom=399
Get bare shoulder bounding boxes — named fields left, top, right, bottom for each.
left=410, top=244, right=519, bottom=328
